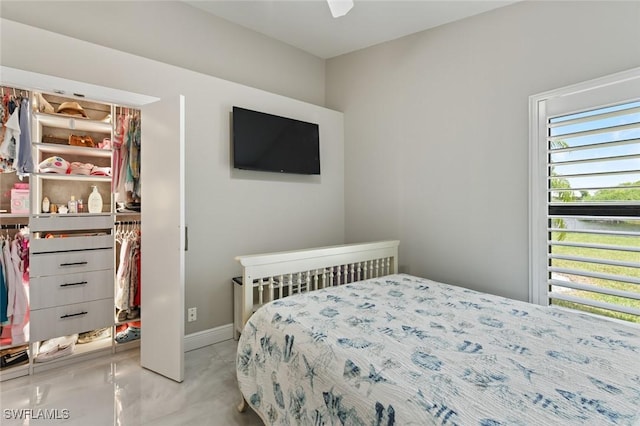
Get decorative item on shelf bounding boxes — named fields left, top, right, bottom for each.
left=77, top=199, right=84, bottom=213
left=42, top=135, right=68, bottom=145
left=68, top=196, right=78, bottom=214
left=88, top=185, right=103, bottom=213
left=39, top=156, right=70, bottom=174
left=68, top=134, right=95, bottom=148
left=50, top=203, right=58, bottom=214
left=57, top=101, right=88, bottom=118
left=42, top=196, right=50, bottom=213
left=58, top=205, right=68, bottom=214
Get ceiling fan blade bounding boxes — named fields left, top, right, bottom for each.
left=327, top=0, right=354, bottom=18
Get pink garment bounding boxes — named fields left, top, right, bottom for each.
left=116, top=116, right=130, bottom=200
left=115, top=238, right=131, bottom=311
left=9, top=239, right=28, bottom=326
left=18, top=232, right=29, bottom=282
left=111, top=115, right=124, bottom=192
left=113, top=114, right=130, bottom=201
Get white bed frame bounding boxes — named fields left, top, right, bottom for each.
left=233, top=240, right=399, bottom=340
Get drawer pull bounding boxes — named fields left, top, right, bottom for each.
left=60, top=281, right=88, bottom=287
left=60, top=311, right=88, bottom=319
left=59, top=261, right=89, bottom=267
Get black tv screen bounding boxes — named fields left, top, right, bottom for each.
left=232, top=106, right=320, bottom=175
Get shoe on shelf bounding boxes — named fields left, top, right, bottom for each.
left=115, top=326, right=140, bottom=343
left=78, top=327, right=111, bottom=344
left=116, top=309, right=128, bottom=322
left=127, top=308, right=140, bottom=320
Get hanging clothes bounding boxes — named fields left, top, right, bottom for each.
left=0, top=229, right=30, bottom=345
left=111, top=114, right=124, bottom=194
left=115, top=236, right=131, bottom=312
left=16, top=97, right=34, bottom=178
left=115, top=223, right=141, bottom=319
left=0, top=102, right=20, bottom=173
left=125, top=114, right=141, bottom=200
left=115, top=113, right=130, bottom=203
left=0, top=251, right=8, bottom=326
left=112, top=111, right=142, bottom=205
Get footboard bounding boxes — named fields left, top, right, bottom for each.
left=233, top=240, right=399, bottom=339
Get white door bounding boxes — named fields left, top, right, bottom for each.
left=140, top=95, right=186, bottom=382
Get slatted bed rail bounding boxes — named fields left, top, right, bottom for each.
left=233, top=240, right=399, bottom=339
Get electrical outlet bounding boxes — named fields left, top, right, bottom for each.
left=188, top=307, right=197, bottom=322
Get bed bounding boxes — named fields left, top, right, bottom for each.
left=234, top=241, right=640, bottom=425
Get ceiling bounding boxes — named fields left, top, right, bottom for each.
left=185, top=0, right=518, bottom=59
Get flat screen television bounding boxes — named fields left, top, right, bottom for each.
left=232, top=106, right=320, bottom=175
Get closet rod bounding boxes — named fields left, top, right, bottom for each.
left=0, top=86, right=29, bottom=97
left=0, top=224, right=28, bottom=230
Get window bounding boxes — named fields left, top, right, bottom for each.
left=529, top=68, right=640, bottom=324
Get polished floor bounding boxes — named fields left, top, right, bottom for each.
left=0, top=340, right=263, bottom=425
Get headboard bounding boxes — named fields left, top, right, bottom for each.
left=233, top=240, right=399, bottom=339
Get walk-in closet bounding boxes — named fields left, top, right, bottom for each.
left=0, top=69, right=186, bottom=383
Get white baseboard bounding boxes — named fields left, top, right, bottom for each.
left=184, top=323, right=234, bottom=352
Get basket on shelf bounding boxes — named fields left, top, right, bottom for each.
left=42, top=135, right=68, bottom=145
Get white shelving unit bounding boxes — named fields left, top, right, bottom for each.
left=32, top=111, right=112, bottom=134
left=25, top=93, right=118, bottom=376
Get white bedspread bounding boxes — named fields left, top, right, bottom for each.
left=236, top=274, right=640, bottom=425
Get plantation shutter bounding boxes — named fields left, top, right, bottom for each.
left=546, top=99, right=640, bottom=321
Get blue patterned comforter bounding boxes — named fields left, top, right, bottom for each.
left=236, top=274, right=640, bottom=425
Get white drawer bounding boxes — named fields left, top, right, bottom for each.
left=30, top=248, right=114, bottom=277
left=30, top=298, right=113, bottom=342
left=31, top=234, right=113, bottom=254
left=30, top=214, right=114, bottom=232
left=30, top=269, right=114, bottom=310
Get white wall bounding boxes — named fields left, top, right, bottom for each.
left=0, top=19, right=345, bottom=334
left=0, top=0, right=326, bottom=106
left=326, top=1, right=640, bottom=301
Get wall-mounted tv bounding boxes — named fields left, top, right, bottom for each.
left=232, top=106, right=320, bottom=175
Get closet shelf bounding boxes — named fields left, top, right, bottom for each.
left=0, top=342, right=29, bottom=351
left=0, top=363, right=30, bottom=381
left=30, top=214, right=114, bottom=233
left=31, top=339, right=112, bottom=374
left=33, top=112, right=112, bottom=133
left=31, top=212, right=112, bottom=218
left=33, top=143, right=112, bottom=158
left=30, top=173, right=111, bottom=183
left=0, top=213, right=30, bottom=221
left=115, top=212, right=141, bottom=222
left=114, top=339, right=140, bottom=352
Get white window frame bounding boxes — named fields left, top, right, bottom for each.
left=529, top=67, right=640, bottom=309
